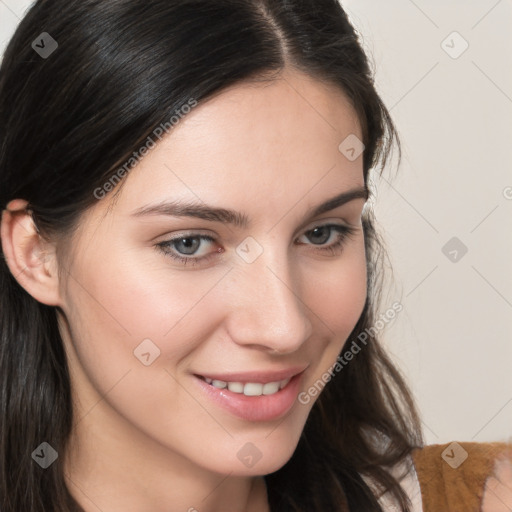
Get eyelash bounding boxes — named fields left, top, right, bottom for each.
left=155, top=224, right=358, bottom=267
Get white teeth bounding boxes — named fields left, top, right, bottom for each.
left=279, top=377, right=291, bottom=389
left=202, top=376, right=292, bottom=396
left=244, top=383, right=263, bottom=396
left=227, top=382, right=244, bottom=393
left=262, top=382, right=280, bottom=395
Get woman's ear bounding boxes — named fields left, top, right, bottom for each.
left=1, top=198, right=62, bottom=306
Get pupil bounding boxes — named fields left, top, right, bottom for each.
left=310, top=227, right=329, bottom=244
left=177, top=237, right=199, bottom=254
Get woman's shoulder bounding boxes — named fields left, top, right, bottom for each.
left=411, top=440, right=512, bottom=511
left=360, top=441, right=511, bottom=511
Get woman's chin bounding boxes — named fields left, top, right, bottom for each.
left=196, top=440, right=299, bottom=477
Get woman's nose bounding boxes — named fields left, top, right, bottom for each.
left=224, top=248, right=314, bottom=354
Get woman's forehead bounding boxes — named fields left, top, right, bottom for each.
left=106, top=72, right=363, bottom=208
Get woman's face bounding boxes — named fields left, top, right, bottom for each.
left=57, top=69, right=368, bottom=478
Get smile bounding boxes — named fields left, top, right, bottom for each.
left=198, top=376, right=292, bottom=396
left=193, top=369, right=307, bottom=422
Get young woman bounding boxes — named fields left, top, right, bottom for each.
left=0, top=1, right=431, bottom=510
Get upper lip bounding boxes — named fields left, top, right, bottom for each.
left=194, top=366, right=308, bottom=384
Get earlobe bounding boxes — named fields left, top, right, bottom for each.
left=1, top=199, right=62, bottom=306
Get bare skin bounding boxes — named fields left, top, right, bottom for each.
left=481, top=450, right=512, bottom=512
left=1, top=67, right=367, bottom=512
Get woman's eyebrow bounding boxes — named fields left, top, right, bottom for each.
left=129, top=186, right=368, bottom=229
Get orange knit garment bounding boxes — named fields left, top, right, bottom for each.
left=411, top=441, right=511, bottom=512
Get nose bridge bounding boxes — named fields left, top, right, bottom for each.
left=227, top=240, right=313, bottom=352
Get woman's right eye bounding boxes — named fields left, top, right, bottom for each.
left=156, top=234, right=218, bottom=266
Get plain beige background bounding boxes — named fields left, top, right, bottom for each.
left=1, top=0, right=511, bottom=445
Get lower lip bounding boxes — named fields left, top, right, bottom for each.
left=193, top=372, right=304, bottom=422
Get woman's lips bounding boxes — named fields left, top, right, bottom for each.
left=193, top=369, right=306, bottom=422
left=194, top=366, right=308, bottom=384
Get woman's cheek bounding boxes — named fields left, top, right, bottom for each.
left=74, top=243, right=221, bottom=342
left=305, top=241, right=367, bottom=333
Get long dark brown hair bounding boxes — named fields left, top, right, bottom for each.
left=0, top=1, right=423, bottom=510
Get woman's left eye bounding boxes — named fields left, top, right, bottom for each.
left=155, top=224, right=358, bottom=266
left=297, top=224, right=358, bottom=254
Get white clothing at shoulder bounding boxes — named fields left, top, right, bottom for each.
left=361, top=455, right=423, bottom=512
